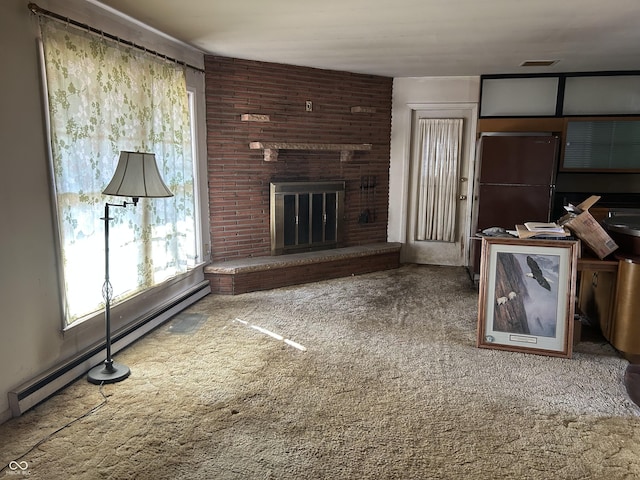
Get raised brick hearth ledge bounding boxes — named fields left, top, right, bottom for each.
left=205, top=242, right=401, bottom=294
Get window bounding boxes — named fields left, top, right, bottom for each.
left=563, top=120, right=640, bottom=171
left=39, top=17, right=200, bottom=326
left=415, top=118, right=463, bottom=242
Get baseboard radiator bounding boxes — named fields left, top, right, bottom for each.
left=8, top=280, right=211, bottom=418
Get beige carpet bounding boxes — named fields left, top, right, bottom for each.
left=1, top=264, right=639, bottom=479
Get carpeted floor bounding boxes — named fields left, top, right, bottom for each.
left=1, top=264, right=639, bottom=479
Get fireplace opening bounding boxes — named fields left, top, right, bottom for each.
left=270, top=181, right=345, bottom=255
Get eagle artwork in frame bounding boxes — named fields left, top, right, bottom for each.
left=476, top=237, right=579, bottom=358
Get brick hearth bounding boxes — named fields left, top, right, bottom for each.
left=205, top=243, right=401, bottom=295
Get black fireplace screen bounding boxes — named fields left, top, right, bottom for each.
left=271, top=182, right=345, bottom=255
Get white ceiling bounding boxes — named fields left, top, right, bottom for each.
left=96, top=0, right=640, bottom=77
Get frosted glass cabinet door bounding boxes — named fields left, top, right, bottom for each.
left=481, top=77, right=559, bottom=117
left=563, top=76, right=640, bottom=115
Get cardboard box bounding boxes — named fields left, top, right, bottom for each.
left=558, top=195, right=618, bottom=259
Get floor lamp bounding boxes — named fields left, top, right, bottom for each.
left=87, top=151, right=173, bottom=385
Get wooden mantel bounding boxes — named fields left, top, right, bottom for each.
left=249, top=141, right=372, bottom=162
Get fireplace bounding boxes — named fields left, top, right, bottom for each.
left=270, top=181, right=345, bottom=255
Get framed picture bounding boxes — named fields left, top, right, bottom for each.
left=476, top=237, right=579, bottom=358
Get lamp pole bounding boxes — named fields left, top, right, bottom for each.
left=87, top=200, right=137, bottom=384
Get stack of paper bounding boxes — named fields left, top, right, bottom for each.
left=516, top=222, right=570, bottom=239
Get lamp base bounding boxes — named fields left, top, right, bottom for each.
left=87, top=361, right=130, bottom=384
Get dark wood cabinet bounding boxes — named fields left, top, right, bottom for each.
left=468, top=135, right=559, bottom=282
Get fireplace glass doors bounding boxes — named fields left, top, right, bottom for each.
left=270, top=182, right=345, bottom=255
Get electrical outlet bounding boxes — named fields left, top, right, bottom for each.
left=305, top=100, right=313, bottom=112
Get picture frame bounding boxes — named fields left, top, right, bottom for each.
left=476, top=237, right=579, bottom=358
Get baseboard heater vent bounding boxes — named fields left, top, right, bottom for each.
left=8, top=280, right=211, bottom=418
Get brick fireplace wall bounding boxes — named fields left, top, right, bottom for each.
left=205, top=56, right=393, bottom=262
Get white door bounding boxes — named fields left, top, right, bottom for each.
left=403, top=106, right=477, bottom=266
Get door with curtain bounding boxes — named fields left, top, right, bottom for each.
left=404, top=107, right=477, bottom=266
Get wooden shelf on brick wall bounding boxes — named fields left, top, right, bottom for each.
left=351, top=106, right=377, bottom=113
left=249, top=141, right=372, bottom=162
left=241, top=114, right=270, bottom=122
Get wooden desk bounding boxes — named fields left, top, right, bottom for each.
left=577, top=257, right=619, bottom=273
left=578, top=258, right=618, bottom=344
left=578, top=255, right=640, bottom=361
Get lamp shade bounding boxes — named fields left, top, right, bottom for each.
left=103, top=151, right=173, bottom=198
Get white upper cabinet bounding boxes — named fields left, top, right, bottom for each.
left=563, top=76, right=640, bottom=115
left=481, top=77, right=558, bottom=117
left=480, top=73, right=640, bottom=117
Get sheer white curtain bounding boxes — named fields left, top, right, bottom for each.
left=40, top=17, right=197, bottom=325
left=416, top=119, right=463, bottom=242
